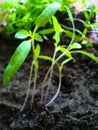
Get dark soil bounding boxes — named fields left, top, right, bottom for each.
left=0, top=12, right=98, bottom=130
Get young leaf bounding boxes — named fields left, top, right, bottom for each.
left=35, top=2, right=61, bottom=28
left=64, top=5, right=73, bottom=23
left=15, top=30, right=29, bottom=39
left=69, top=43, right=82, bottom=50
left=38, top=55, right=53, bottom=62
left=59, top=46, right=72, bottom=58
left=52, top=16, right=61, bottom=44
left=61, top=57, right=73, bottom=66
left=3, top=40, right=31, bottom=87
left=71, top=50, right=98, bottom=62
left=38, top=28, right=54, bottom=35
left=34, top=33, right=43, bottom=42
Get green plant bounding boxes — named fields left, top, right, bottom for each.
left=3, top=1, right=62, bottom=110
left=2, top=0, right=98, bottom=111
left=0, top=0, right=75, bottom=34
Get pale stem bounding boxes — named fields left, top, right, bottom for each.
left=20, top=62, right=33, bottom=111
left=45, top=69, right=62, bottom=106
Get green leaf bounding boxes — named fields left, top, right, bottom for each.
left=5, top=23, right=15, bottom=34
left=61, top=57, right=73, bottom=66
left=38, top=55, right=60, bottom=68
left=64, top=5, right=73, bottom=23
left=22, top=12, right=31, bottom=21
left=69, top=43, right=82, bottom=50
left=71, top=50, right=98, bottom=62
left=81, top=40, right=88, bottom=45
left=38, top=28, right=54, bottom=35
left=52, top=16, right=61, bottom=44
left=34, top=33, right=43, bottom=42
left=59, top=46, right=72, bottom=58
left=15, top=30, right=29, bottom=39
left=3, top=40, right=31, bottom=87
left=91, top=23, right=98, bottom=26
left=38, top=55, right=53, bottom=62
left=93, top=8, right=98, bottom=12
left=10, top=12, right=16, bottom=23
left=35, top=2, right=61, bottom=28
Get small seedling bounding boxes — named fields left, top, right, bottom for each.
left=2, top=0, right=98, bottom=111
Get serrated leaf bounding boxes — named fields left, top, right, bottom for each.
left=15, top=30, right=29, bottom=39
left=3, top=40, right=31, bottom=87
left=35, top=2, right=61, bottom=28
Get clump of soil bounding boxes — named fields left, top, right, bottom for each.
left=0, top=10, right=98, bottom=130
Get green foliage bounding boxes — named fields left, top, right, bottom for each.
left=71, top=50, right=98, bottom=62
left=0, top=0, right=75, bottom=34
left=35, top=2, right=61, bottom=28
left=4, top=40, right=31, bottom=87
left=2, top=0, right=98, bottom=109
left=15, top=30, right=29, bottom=39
